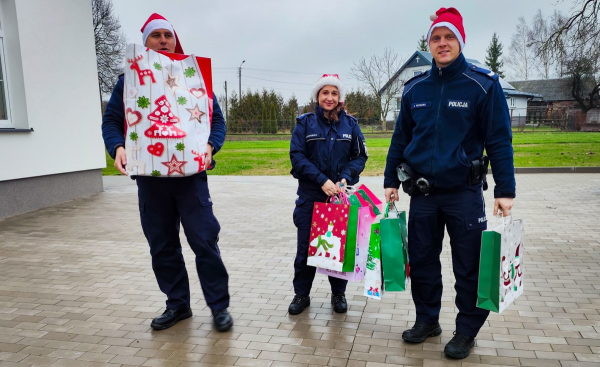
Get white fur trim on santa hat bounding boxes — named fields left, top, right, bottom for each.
left=142, top=19, right=176, bottom=48
left=426, top=21, right=465, bottom=51
left=312, top=75, right=345, bottom=102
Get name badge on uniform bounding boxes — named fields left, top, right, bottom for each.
left=411, top=102, right=431, bottom=109
left=448, top=100, right=470, bottom=109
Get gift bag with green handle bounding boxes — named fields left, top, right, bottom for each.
left=379, top=202, right=410, bottom=291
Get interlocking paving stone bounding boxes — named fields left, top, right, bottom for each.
left=0, top=174, right=599, bottom=366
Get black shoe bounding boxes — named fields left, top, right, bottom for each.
left=212, top=309, right=233, bottom=332
left=402, top=322, right=442, bottom=343
left=288, top=295, right=310, bottom=315
left=331, top=293, right=347, bottom=313
left=444, top=332, right=475, bottom=359
left=150, top=308, right=192, bottom=330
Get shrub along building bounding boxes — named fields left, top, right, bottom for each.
left=0, top=0, right=105, bottom=219
left=379, top=50, right=539, bottom=128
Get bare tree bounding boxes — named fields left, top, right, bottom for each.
left=507, top=17, right=533, bottom=80
left=539, top=1, right=600, bottom=112
left=350, top=48, right=405, bottom=131
left=542, top=0, right=600, bottom=51
left=93, top=0, right=126, bottom=96
left=529, top=10, right=553, bottom=79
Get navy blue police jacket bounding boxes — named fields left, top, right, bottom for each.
left=383, top=53, right=516, bottom=198
left=101, top=75, right=226, bottom=168
left=290, top=106, right=368, bottom=202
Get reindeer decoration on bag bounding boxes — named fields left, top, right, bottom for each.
left=128, top=55, right=156, bottom=85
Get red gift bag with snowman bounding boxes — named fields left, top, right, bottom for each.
left=307, top=198, right=352, bottom=272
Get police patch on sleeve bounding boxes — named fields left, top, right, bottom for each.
left=362, top=139, right=369, bottom=157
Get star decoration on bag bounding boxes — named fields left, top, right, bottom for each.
left=186, top=103, right=205, bottom=123
left=164, top=72, right=183, bottom=96
left=161, top=154, right=187, bottom=175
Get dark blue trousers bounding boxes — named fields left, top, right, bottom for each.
left=408, top=188, right=489, bottom=338
left=292, top=197, right=347, bottom=297
left=136, top=172, right=229, bottom=312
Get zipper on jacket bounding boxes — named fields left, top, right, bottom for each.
left=439, top=68, right=442, bottom=76
left=431, top=82, right=445, bottom=176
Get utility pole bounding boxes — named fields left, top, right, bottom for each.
left=238, top=60, right=245, bottom=99
left=223, top=81, right=228, bottom=121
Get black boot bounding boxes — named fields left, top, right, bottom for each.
left=288, top=295, right=310, bottom=315
left=444, top=332, right=475, bottom=359
left=212, top=309, right=233, bottom=332
left=331, top=293, right=347, bottom=313
left=402, top=322, right=442, bottom=343
left=150, top=308, right=192, bottom=330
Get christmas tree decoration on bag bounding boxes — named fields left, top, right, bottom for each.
left=364, top=223, right=384, bottom=300
left=380, top=202, right=410, bottom=292
left=123, top=43, right=213, bottom=177
left=318, top=193, right=373, bottom=281
left=477, top=216, right=525, bottom=313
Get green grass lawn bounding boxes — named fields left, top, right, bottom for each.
left=103, top=132, right=600, bottom=176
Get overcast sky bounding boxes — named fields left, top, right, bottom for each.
left=112, top=0, right=576, bottom=103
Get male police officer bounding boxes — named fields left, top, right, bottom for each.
left=384, top=8, right=515, bottom=359
left=102, top=13, right=232, bottom=332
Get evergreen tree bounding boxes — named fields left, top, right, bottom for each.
left=417, top=35, right=428, bottom=51
left=485, top=32, right=505, bottom=78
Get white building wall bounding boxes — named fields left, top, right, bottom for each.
left=0, top=0, right=105, bottom=182
left=383, top=66, right=430, bottom=122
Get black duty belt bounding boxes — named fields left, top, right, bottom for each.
left=397, top=156, right=489, bottom=196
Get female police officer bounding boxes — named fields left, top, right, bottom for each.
left=289, top=74, right=368, bottom=315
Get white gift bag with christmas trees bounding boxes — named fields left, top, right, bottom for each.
left=477, top=216, right=524, bottom=313
left=123, top=43, right=213, bottom=177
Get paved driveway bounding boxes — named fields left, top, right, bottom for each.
left=0, top=174, right=599, bottom=367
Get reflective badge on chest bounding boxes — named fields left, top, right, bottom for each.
left=447, top=100, right=470, bottom=109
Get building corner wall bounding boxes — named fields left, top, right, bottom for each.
left=0, top=169, right=104, bottom=219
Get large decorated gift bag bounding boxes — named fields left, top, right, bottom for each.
left=364, top=223, right=384, bottom=300
left=477, top=217, right=525, bottom=313
left=318, top=203, right=372, bottom=281
left=380, top=203, right=410, bottom=291
left=307, top=197, right=353, bottom=272
left=123, top=43, right=213, bottom=177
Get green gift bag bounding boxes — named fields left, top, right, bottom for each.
left=379, top=202, right=409, bottom=291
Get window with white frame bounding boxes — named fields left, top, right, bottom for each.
left=413, top=70, right=421, bottom=77
left=0, top=12, right=11, bottom=128
left=510, top=97, right=516, bottom=107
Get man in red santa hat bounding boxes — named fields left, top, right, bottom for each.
left=101, top=13, right=232, bottom=332
left=384, top=7, right=516, bottom=359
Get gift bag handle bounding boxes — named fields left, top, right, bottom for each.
left=328, top=191, right=350, bottom=205
left=384, top=201, right=399, bottom=218
left=495, top=213, right=513, bottom=230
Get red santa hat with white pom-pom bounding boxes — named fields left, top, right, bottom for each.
left=312, top=74, right=345, bottom=103
left=426, top=7, right=466, bottom=51
left=141, top=13, right=184, bottom=54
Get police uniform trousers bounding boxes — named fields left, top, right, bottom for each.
left=136, top=172, right=229, bottom=312
left=408, top=188, right=489, bottom=338
left=293, top=198, right=347, bottom=297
